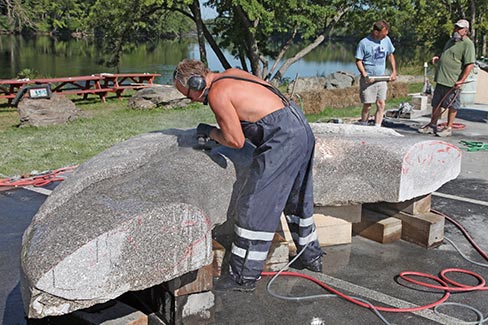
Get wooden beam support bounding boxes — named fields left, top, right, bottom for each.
left=377, top=194, right=432, bottom=215
left=365, top=204, right=444, bottom=248
left=212, top=239, right=225, bottom=277
left=279, top=213, right=352, bottom=250
left=314, top=204, right=362, bottom=223
left=264, top=233, right=290, bottom=271
left=165, top=264, right=213, bottom=297
left=353, top=209, right=401, bottom=244
left=313, top=214, right=352, bottom=247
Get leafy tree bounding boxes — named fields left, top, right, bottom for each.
left=471, top=0, right=488, bottom=57
left=87, top=0, right=194, bottom=69
left=1, top=0, right=34, bottom=32
left=203, top=0, right=355, bottom=81
left=1, top=0, right=486, bottom=72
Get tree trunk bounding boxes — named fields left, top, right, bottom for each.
left=470, top=0, right=476, bottom=54
left=266, top=26, right=297, bottom=80
left=176, top=7, right=232, bottom=70
left=189, top=0, right=207, bottom=65
left=200, top=23, right=231, bottom=70
left=273, top=35, right=326, bottom=81
left=272, top=5, right=352, bottom=81
left=483, top=33, right=487, bottom=58
left=234, top=5, right=262, bottom=77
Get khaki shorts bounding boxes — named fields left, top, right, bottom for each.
left=359, top=77, right=388, bottom=104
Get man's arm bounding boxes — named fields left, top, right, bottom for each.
left=388, top=53, right=397, bottom=81
left=455, top=63, right=474, bottom=89
left=355, top=59, right=368, bottom=78
left=206, top=86, right=246, bottom=149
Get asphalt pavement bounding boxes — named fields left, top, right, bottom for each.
left=1, top=103, right=487, bottom=325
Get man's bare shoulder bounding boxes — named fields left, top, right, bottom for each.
left=220, top=69, right=264, bottom=82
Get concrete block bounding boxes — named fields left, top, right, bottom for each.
left=159, top=290, right=215, bottom=325
left=411, top=95, right=428, bottom=110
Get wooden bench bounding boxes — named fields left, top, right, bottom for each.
left=0, top=94, right=16, bottom=100
left=111, top=84, right=153, bottom=97
left=0, top=79, right=33, bottom=105
left=102, top=73, right=160, bottom=99
left=59, top=89, right=109, bottom=102
left=33, top=75, right=108, bottom=102
left=1, top=73, right=161, bottom=105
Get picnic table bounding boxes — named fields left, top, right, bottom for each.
left=100, top=73, right=160, bottom=99
left=33, top=75, right=108, bottom=102
left=0, top=79, right=33, bottom=105
left=0, top=73, right=161, bottom=105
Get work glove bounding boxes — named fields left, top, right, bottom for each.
left=196, top=123, right=216, bottom=138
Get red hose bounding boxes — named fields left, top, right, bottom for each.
left=0, top=165, right=78, bottom=188
left=262, top=210, right=488, bottom=313
left=438, top=122, right=466, bottom=129
left=261, top=270, right=452, bottom=312
left=433, top=209, right=488, bottom=262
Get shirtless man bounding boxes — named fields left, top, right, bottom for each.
left=173, top=59, right=323, bottom=292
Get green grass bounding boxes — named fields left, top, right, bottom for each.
left=0, top=83, right=423, bottom=177
left=0, top=97, right=215, bottom=176
left=307, top=107, right=363, bottom=123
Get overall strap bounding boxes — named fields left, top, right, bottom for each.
left=209, top=75, right=290, bottom=106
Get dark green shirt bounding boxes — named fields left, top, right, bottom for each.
left=435, top=37, right=475, bottom=87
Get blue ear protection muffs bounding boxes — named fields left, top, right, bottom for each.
left=187, top=75, right=206, bottom=91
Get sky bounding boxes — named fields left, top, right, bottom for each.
left=200, top=1, right=218, bottom=19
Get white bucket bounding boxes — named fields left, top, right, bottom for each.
left=460, top=65, right=479, bottom=106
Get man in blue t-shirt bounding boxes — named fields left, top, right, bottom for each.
left=355, top=20, right=397, bottom=127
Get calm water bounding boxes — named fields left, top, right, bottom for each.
left=0, top=35, right=427, bottom=83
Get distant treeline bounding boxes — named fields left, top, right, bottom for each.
left=1, top=0, right=486, bottom=79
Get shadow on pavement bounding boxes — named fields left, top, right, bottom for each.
left=457, top=108, right=488, bottom=123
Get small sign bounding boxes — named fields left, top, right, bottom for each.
left=28, top=85, right=52, bottom=99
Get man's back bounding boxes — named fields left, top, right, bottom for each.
left=207, top=69, right=286, bottom=123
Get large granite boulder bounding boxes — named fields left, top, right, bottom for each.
left=310, top=124, right=462, bottom=205
left=17, top=94, right=80, bottom=127
left=21, top=124, right=461, bottom=318
left=128, top=85, right=191, bottom=110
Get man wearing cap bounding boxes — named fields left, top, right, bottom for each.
left=418, top=19, right=476, bottom=137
